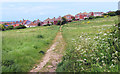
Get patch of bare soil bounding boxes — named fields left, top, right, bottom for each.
left=30, top=26, right=65, bottom=72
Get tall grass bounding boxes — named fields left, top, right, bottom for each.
left=56, top=16, right=119, bottom=72
left=2, top=25, right=59, bottom=72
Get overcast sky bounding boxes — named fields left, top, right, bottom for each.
left=1, top=2, right=118, bottom=21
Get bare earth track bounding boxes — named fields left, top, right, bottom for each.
left=30, top=26, right=65, bottom=72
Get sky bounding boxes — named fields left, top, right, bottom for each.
left=0, top=2, right=119, bottom=21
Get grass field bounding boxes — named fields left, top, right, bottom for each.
left=56, top=16, right=119, bottom=72
left=2, top=25, right=59, bottom=72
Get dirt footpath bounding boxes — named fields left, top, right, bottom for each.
left=30, top=26, right=65, bottom=72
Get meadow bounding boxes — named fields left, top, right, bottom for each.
left=56, top=16, right=119, bottom=72
left=2, top=25, right=59, bottom=72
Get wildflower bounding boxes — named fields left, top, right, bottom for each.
left=102, top=60, right=104, bottom=63
left=99, top=32, right=102, bottom=34
left=96, top=58, right=99, bottom=61
left=81, top=67, right=84, bottom=70
left=100, top=53, right=104, bottom=55
left=115, top=51, right=118, bottom=54
left=102, top=56, right=105, bottom=58
left=99, top=66, right=102, bottom=68
left=103, top=63, right=106, bottom=66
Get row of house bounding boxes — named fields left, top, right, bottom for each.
left=1, top=12, right=104, bottom=28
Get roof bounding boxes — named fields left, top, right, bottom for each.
left=94, top=12, right=104, bottom=14
left=27, top=22, right=38, bottom=26
left=56, top=16, right=62, bottom=21
left=76, top=13, right=83, bottom=15
left=64, top=14, right=74, bottom=17
left=44, top=18, right=51, bottom=22
left=83, top=12, right=88, bottom=15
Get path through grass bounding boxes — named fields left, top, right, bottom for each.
left=30, top=26, right=66, bottom=72
left=2, top=25, right=59, bottom=72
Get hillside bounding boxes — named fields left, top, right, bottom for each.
left=2, top=26, right=59, bottom=72
left=56, top=16, right=119, bottom=72
left=2, top=16, right=119, bottom=72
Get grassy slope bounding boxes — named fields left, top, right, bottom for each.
left=2, top=25, right=59, bottom=72
left=56, top=16, right=119, bottom=72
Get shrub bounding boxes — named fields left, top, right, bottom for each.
left=38, top=22, right=41, bottom=26
left=72, top=17, right=75, bottom=21
left=14, top=24, right=26, bottom=29
left=46, top=23, right=51, bottom=26
left=37, top=35, right=44, bottom=38
left=89, top=16, right=95, bottom=19
left=95, top=16, right=104, bottom=18
left=84, top=18, right=89, bottom=20
left=56, top=20, right=61, bottom=25
left=6, top=25, right=14, bottom=30
left=108, top=12, right=116, bottom=16
left=61, top=17, right=67, bottom=25
left=0, top=24, right=6, bottom=31
left=116, top=10, right=120, bottom=15
left=51, top=22, right=54, bottom=25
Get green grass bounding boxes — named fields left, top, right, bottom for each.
left=2, top=25, right=60, bottom=72
left=56, top=16, right=119, bottom=72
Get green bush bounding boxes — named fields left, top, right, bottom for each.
left=61, top=17, right=68, bottom=25
left=14, top=25, right=26, bottom=29
left=108, top=12, right=116, bottom=16
left=116, top=10, right=120, bottom=15
left=72, top=17, right=75, bottom=21
left=6, top=25, right=14, bottom=30
left=51, top=22, right=54, bottom=25
left=88, top=16, right=95, bottom=20
left=38, top=22, right=41, bottom=26
left=0, top=24, right=6, bottom=31
left=95, top=16, right=104, bottom=18
left=56, top=20, right=61, bottom=25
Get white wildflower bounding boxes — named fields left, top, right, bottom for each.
left=104, top=33, right=107, bottom=36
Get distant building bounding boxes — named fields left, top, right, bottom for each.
left=64, top=14, right=75, bottom=22
left=43, top=18, right=52, bottom=25
left=92, top=12, right=104, bottom=17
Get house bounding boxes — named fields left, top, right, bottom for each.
left=56, top=16, right=62, bottom=21
left=26, top=22, right=38, bottom=27
left=75, top=12, right=90, bottom=20
left=89, top=12, right=94, bottom=16
left=13, top=24, right=20, bottom=27
left=50, top=17, right=57, bottom=25
left=75, top=13, right=84, bottom=20
left=63, top=14, right=75, bottom=22
left=43, top=18, right=52, bottom=25
left=92, top=12, right=104, bottom=17
left=33, top=19, right=43, bottom=26
left=25, top=19, right=42, bottom=27
left=22, top=20, right=31, bottom=27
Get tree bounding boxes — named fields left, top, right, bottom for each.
left=15, top=24, right=26, bottom=29
left=7, top=25, right=14, bottom=30
left=89, top=16, right=95, bottom=20
left=61, top=17, right=67, bottom=25
left=51, top=22, right=54, bottom=25
left=72, top=17, right=75, bottom=21
left=116, top=10, right=120, bottom=15
left=2, top=23, right=7, bottom=26
left=108, top=12, right=116, bottom=16
left=0, top=24, right=6, bottom=31
left=38, top=22, right=41, bottom=26
left=56, top=20, right=61, bottom=25
left=46, top=23, right=51, bottom=26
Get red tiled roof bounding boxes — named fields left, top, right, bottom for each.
left=27, top=22, right=38, bottom=26
left=44, top=18, right=51, bottom=22
left=64, top=14, right=74, bottom=17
